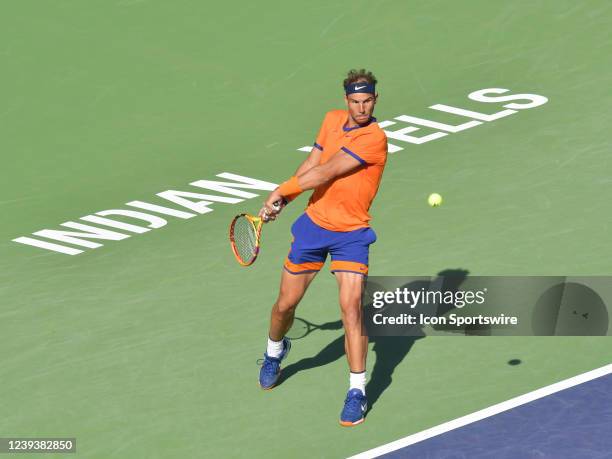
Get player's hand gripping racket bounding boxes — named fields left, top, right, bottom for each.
left=229, top=200, right=283, bottom=266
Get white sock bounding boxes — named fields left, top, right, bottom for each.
left=267, top=336, right=284, bottom=358
left=349, top=371, right=366, bottom=395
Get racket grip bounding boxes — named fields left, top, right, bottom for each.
left=271, top=198, right=288, bottom=212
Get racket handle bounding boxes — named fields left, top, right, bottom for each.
left=271, top=198, right=288, bottom=212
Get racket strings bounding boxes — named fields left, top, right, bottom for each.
left=233, top=216, right=258, bottom=262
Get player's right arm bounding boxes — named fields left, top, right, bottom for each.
left=262, top=149, right=363, bottom=215
left=259, top=145, right=322, bottom=220
left=293, top=111, right=333, bottom=176
left=262, top=129, right=386, bottom=216
left=259, top=112, right=333, bottom=219
left=293, top=145, right=323, bottom=176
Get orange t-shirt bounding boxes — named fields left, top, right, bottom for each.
left=306, top=110, right=388, bottom=231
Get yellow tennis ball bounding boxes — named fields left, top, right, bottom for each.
left=428, top=193, right=443, bottom=207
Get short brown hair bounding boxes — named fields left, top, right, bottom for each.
left=343, top=69, right=378, bottom=88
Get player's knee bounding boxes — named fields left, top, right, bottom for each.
left=275, top=296, right=299, bottom=314
left=276, top=282, right=307, bottom=312
left=340, top=299, right=362, bottom=324
left=339, top=291, right=361, bottom=310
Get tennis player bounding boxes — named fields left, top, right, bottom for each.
left=257, top=69, right=387, bottom=426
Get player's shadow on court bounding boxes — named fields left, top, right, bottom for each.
left=279, top=269, right=470, bottom=414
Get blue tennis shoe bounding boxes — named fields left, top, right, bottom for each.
left=259, top=337, right=291, bottom=390
left=340, top=388, right=367, bottom=426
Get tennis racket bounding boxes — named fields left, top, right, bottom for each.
left=229, top=200, right=283, bottom=266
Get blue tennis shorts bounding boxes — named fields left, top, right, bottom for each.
left=283, top=213, right=377, bottom=276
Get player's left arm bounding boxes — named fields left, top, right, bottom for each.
left=261, top=131, right=386, bottom=219
left=296, top=150, right=361, bottom=189
left=294, top=145, right=323, bottom=176
left=261, top=150, right=363, bottom=216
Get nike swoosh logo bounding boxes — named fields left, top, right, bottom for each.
left=355, top=85, right=366, bottom=90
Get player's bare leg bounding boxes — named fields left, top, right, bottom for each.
left=268, top=269, right=317, bottom=341
left=335, top=271, right=369, bottom=426
left=335, top=272, right=368, bottom=371
left=259, top=268, right=317, bottom=390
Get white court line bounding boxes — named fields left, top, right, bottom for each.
left=348, top=363, right=612, bottom=459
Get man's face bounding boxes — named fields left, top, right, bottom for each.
left=345, top=92, right=377, bottom=125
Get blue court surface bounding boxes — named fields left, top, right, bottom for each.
left=351, top=365, right=612, bottom=459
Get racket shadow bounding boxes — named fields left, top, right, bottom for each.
left=286, top=317, right=343, bottom=340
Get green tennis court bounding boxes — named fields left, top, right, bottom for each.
left=2, top=1, right=611, bottom=457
